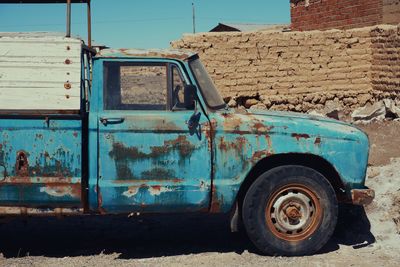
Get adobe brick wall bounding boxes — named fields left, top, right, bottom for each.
left=371, top=26, right=400, bottom=93
left=291, top=0, right=399, bottom=31
left=171, top=25, right=400, bottom=112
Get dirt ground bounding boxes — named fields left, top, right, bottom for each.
left=0, top=121, right=399, bottom=267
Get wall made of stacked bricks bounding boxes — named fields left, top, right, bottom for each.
left=171, top=25, right=400, bottom=112
left=291, top=0, right=383, bottom=31
left=383, top=0, right=400, bottom=24
left=371, top=25, right=400, bottom=95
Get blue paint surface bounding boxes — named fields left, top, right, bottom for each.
left=0, top=55, right=370, bottom=216
left=0, top=118, right=82, bottom=207
left=209, top=109, right=369, bottom=212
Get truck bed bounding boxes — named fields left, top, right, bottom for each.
left=0, top=32, right=82, bottom=111
left=0, top=33, right=87, bottom=214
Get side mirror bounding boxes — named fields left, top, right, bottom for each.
left=184, top=85, right=196, bottom=109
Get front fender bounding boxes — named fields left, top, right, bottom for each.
left=209, top=110, right=369, bottom=213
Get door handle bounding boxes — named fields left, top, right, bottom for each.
left=100, top=117, right=125, bottom=125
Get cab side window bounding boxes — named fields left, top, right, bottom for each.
left=103, top=62, right=193, bottom=111
left=104, top=62, right=167, bottom=110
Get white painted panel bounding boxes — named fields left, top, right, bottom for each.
left=0, top=32, right=82, bottom=110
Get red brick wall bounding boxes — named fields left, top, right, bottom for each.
left=383, top=0, right=400, bottom=24
left=291, top=0, right=383, bottom=31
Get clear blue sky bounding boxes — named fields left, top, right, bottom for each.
left=0, top=0, right=290, bottom=48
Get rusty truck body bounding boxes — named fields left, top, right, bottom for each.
left=0, top=32, right=374, bottom=256
left=0, top=1, right=374, bottom=256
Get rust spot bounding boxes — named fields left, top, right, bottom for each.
left=109, top=143, right=147, bottom=161
left=162, top=135, right=196, bottom=158
left=97, top=188, right=107, bottom=214
left=152, top=185, right=161, bottom=191
left=291, top=133, right=310, bottom=141
left=209, top=120, right=217, bottom=139
left=218, top=136, right=247, bottom=153
left=15, top=151, right=29, bottom=177
left=223, top=115, right=243, bottom=132
left=265, top=134, right=273, bottom=151
left=66, top=46, right=70, bottom=51
left=204, top=120, right=217, bottom=151
left=210, top=185, right=222, bottom=213
left=30, top=159, right=74, bottom=178
left=109, top=137, right=197, bottom=181
left=114, top=161, right=138, bottom=180
left=110, top=135, right=196, bottom=161
left=351, top=189, right=375, bottom=205
left=64, top=59, right=71, bottom=64
left=314, top=137, right=321, bottom=145
left=73, top=132, right=78, bottom=138
left=64, top=82, right=71, bottom=90
left=252, top=122, right=274, bottom=133
left=252, top=150, right=274, bottom=162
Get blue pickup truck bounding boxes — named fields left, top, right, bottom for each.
left=0, top=32, right=374, bottom=256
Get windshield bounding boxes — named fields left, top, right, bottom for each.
left=189, top=58, right=226, bottom=110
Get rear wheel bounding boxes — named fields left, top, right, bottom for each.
left=242, top=165, right=338, bottom=256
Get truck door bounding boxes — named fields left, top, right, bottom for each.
left=95, top=60, right=212, bottom=213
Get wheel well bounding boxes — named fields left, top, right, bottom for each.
left=236, top=153, right=345, bottom=210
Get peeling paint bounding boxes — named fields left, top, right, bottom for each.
left=39, top=183, right=80, bottom=198
left=122, top=186, right=140, bottom=198
left=0, top=119, right=82, bottom=209
left=148, top=185, right=173, bottom=196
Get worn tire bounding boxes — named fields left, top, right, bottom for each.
left=242, top=165, right=338, bottom=256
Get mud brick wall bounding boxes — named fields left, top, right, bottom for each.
left=171, top=25, right=400, bottom=112
left=371, top=26, right=400, bottom=93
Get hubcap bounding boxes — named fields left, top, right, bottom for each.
left=265, top=184, right=322, bottom=241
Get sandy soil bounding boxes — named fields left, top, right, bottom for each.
left=0, top=122, right=399, bottom=267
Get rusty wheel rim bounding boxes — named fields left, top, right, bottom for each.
left=265, top=184, right=322, bottom=241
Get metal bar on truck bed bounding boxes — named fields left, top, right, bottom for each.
left=87, top=0, right=91, bottom=47
left=1, top=1, right=91, bottom=46
left=0, top=1, right=88, bottom=3
left=66, top=0, right=71, bottom=37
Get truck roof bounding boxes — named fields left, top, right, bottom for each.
left=95, top=48, right=197, bottom=61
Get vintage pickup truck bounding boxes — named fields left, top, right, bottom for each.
left=0, top=32, right=374, bottom=256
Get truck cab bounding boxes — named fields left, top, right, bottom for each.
left=90, top=49, right=215, bottom=213
left=0, top=34, right=374, bottom=256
